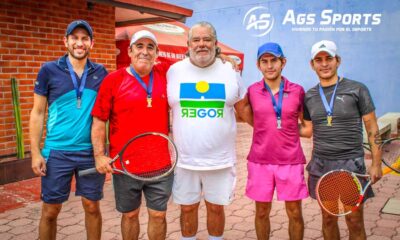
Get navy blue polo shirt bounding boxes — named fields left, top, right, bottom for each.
left=34, top=55, right=107, bottom=156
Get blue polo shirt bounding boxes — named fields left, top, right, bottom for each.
left=34, top=55, right=107, bottom=156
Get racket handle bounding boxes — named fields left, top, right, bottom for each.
left=79, top=168, right=98, bottom=176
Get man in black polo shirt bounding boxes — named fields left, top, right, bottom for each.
left=300, top=40, right=382, bottom=240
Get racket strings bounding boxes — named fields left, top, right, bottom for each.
left=317, top=171, right=361, bottom=215
left=121, top=135, right=177, bottom=178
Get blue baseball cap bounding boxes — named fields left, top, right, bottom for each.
left=257, top=42, right=284, bottom=60
left=66, top=20, right=93, bottom=39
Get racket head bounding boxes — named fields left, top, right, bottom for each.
left=118, top=132, right=177, bottom=181
left=316, top=169, right=364, bottom=216
left=380, top=137, right=400, bottom=174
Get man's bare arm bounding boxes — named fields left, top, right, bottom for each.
left=363, top=111, right=382, bottom=183
left=29, top=94, right=48, bottom=176
left=299, top=112, right=313, bottom=138
left=92, top=117, right=113, bottom=174
left=234, top=94, right=253, bottom=126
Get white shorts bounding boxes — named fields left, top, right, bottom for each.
left=173, top=166, right=236, bottom=205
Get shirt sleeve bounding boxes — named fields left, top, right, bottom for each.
left=34, top=64, right=49, bottom=96
left=357, top=83, right=376, bottom=116
left=303, top=97, right=311, bottom=121
left=155, top=61, right=173, bottom=74
left=298, top=86, right=305, bottom=113
left=236, top=72, right=247, bottom=101
left=91, top=73, right=114, bottom=121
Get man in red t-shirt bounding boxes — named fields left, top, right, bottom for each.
left=91, top=30, right=171, bottom=240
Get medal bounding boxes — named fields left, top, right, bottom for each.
left=277, top=117, right=282, bottom=129
left=327, top=115, right=332, bottom=126
left=66, top=57, right=88, bottom=109
left=130, top=66, right=154, bottom=108
left=319, top=77, right=340, bottom=127
left=264, top=79, right=284, bottom=129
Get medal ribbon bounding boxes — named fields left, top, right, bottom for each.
left=318, top=77, right=340, bottom=118
left=66, top=57, right=88, bottom=107
left=264, top=79, right=284, bottom=124
left=129, top=66, right=154, bottom=100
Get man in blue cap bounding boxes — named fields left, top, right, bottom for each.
left=30, top=19, right=107, bottom=240
left=240, top=42, right=308, bottom=240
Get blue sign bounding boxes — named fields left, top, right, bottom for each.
left=166, top=0, right=400, bottom=116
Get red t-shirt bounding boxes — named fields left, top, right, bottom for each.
left=92, top=63, right=170, bottom=174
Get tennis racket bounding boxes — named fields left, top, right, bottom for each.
left=380, top=137, right=400, bottom=174
left=316, top=159, right=399, bottom=216
left=79, top=132, right=178, bottom=181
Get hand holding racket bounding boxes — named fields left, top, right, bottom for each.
left=316, top=137, right=400, bottom=216
left=79, top=132, right=178, bottom=181
left=94, top=154, right=114, bottom=174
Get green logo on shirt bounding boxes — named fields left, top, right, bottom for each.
left=179, top=82, right=225, bottom=118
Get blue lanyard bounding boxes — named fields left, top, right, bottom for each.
left=129, top=66, right=154, bottom=99
left=318, top=77, right=340, bottom=117
left=66, top=57, right=88, bottom=109
left=264, top=79, right=284, bottom=128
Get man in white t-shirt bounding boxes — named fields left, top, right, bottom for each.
left=167, top=21, right=251, bottom=240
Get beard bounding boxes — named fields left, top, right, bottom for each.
left=67, top=47, right=90, bottom=60
left=189, top=46, right=216, bottom=67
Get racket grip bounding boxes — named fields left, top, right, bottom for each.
left=79, top=168, right=98, bottom=176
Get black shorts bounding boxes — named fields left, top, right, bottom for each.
left=112, top=173, right=173, bottom=213
left=306, top=156, right=374, bottom=200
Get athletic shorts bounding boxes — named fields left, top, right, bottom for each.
left=306, top=156, right=374, bottom=200
left=246, top=162, right=309, bottom=202
left=173, top=167, right=236, bottom=206
left=113, top=173, right=173, bottom=213
left=41, top=149, right=105, bottom=204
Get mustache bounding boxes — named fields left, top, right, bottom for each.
left=196, top=47, right=210, bottom=52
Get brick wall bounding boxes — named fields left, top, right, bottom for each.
left=0, top=0, right=116, bottom=163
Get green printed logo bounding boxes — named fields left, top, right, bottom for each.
left=179, top=81, right=226, bottom=118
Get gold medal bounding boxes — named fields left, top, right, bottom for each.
left=327, top=115, right=332, bottom=126
left=147, top=97, right=152, bottom=108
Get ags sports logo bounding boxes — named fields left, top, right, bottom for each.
left=243, top=6, right=274, bottom=37
left=179, top=81, right=226, bottom=118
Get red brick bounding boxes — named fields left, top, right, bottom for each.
left=2, top=55, right=18, bottom=61
left=10, top=49, right=25, bottom=54
left=24, top=25, right=38, bottom=32
left=1, top=42, right=17, bottom=48
left=8, top=23, right=24, bottom=31
left=0, top=0, right=115, bottom=157
left=8, top=36, right=26, bottom=42
left=16, top=43, right=33, bottom=49
left=1, top=68, right=16, bottom=73
left=15, top=19, right=30, bottom=25
left=0, top=48, right=10, bottom=54
left=25, top=50, right=39, bottom=55
left=0, top=35, right=9, bottom=42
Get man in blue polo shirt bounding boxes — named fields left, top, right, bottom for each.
left=29, top=20, right=107, bottom=240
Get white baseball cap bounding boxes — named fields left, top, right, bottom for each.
left=311, top=40, right=337, bottom=59
left=130, top=30, right=158, bottom=47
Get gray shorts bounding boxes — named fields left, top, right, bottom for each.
left=306, top=156, right=374, bottom=200
left=112, top=173, right=173, bottom=213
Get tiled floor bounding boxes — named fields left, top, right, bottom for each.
left=1, top=123, right=399, bottom=239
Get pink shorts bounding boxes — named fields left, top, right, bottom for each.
left=246, top=162, right=309, bottom=202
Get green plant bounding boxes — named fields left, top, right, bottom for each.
left=11, top=77, right=25, bottom=159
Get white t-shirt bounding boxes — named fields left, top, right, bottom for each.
left=167, top=58, right=246, bottom=170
